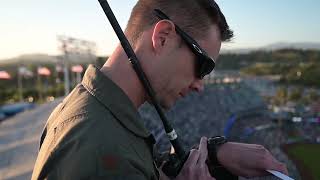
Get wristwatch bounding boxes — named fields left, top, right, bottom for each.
left=207, top=135, right=228, bottom=168
left=207, top=136, right=238, bottom=180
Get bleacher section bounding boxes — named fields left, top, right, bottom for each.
left=139, top=82, right=300, bottom=179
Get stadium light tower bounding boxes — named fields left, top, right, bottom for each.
left=58, top=36, right=71, bottom=95
left=63, top=41, right=71, bottom=95
left=57, top=35, right=97, bottom=96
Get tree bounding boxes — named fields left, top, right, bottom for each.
left=289, top=87, right=303, bottom=102
left=274, top=87, right=288, bottom=105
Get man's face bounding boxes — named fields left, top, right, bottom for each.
left=151, top=25, right=221, bottom=110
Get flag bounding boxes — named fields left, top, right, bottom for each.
left=37, top=67, right=51, bottom=76
left=18, top=67, right=33, bottom=77
left=0, top=71, right=11, bottom=79
left=56, top=65, right=63, bottom=73
left=71, top=65, right=83, bottom=73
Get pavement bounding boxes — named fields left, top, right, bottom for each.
left=0, top=99, right=62, bottom=180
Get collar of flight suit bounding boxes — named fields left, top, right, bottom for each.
left=82, top=65, right=152, bottom=139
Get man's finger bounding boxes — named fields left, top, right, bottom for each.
left=276, top=162, right=289, bottom=175
left=184, top=149, right=200, bottom=167
left=265, top=157, right=289, bottom=176
left=198, top=137, right=208, bottom=165
left=266, top=159, right=289, bottom=176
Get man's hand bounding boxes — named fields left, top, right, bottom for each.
left=160, top=137, right=215, bottom=180
left=217, top=142, right=288, bottom=178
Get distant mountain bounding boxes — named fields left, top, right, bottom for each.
left=0, top=53, right=96, bottom=66
left=222, top=42, right=320, bottom=54
left=221, top=48, right=253, bottom=54
left=0, top=54, right=58, bottom=65
left=262, top=42, right=320, bottom=50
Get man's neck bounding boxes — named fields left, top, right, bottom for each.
left=100, top=45, right=147, bottom=109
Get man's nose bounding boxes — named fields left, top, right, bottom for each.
left=190, top=79, right=204, bottom=92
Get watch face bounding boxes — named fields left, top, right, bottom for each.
left=209, top=136, right=227, bottom=145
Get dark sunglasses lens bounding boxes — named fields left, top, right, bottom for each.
left=198, top=56, right=215, bottom=79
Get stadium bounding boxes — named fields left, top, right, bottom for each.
left=139, top=74, right=303, bottom=179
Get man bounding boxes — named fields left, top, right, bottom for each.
left=32, top=0, right=288, bottom=179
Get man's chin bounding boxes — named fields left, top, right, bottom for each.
left=160, top=100, right=175, bottom=111
left=146, top=98, right=175, bottom=111
left=161, top=104, right=171, bottom=111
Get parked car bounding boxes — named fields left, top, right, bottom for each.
left=0, top=103, right=36, bottom=120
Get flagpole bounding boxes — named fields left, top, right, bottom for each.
left=17, top=67, right=23, bottom=102
left=61, top=41, right=71, bottom=96
left=37, top=67, right=43, bottom=102
left=76, top=72, right=81, bottom=84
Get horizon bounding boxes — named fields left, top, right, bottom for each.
left=2, top=41, right=319, bottom=61
left=1, top=42, right=319, bottom=63
left=1, top=0, right=320, bottom=60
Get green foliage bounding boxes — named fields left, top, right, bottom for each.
left=287, top=144, right=320, bottom=180
left=235, top=49, right=320, bottom=87
left=0, top=87, right=17, bottom=105
left=288, top=87, right=303, bottom=102
left=308, top=89, right=320, bottom=101
left=273, top=87, right=288, bottom=105
left=281, top=63, right=320, bottom=87
left=271, top=86, right=319, bottom=105
left=218, top=49, right=320, bottom=70
left=241, top=63, right=294, bottom=76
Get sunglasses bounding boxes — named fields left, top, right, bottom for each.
left=154, top=9, right=216, bottom=79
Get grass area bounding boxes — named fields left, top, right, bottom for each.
left=286, top=144, right=320, bottom=180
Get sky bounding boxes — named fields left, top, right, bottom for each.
left=0, top=0, right=319, bottom=60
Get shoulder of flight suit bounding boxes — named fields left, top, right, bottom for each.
left=43, top=109, right=157, bottom=180
left=34, top=85, right=157, bottom=180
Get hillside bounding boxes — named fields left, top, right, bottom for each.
left=217, top=49, right=320, bottom=70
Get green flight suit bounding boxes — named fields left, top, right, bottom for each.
left=32, top=65, right=159, bottom=180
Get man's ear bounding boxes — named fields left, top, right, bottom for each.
left=151, top=20, right=176, bottom=54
